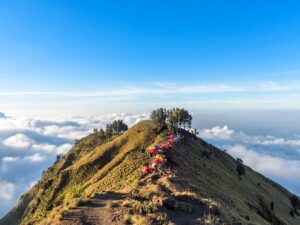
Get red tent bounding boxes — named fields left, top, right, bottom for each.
left=143, top=166, right=153, bottom=174
left=150, top=148, right=157, bottom=155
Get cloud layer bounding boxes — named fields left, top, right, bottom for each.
left=0, top=113, right=148, bottom=217
left=2, top=81, right=300, bottom=117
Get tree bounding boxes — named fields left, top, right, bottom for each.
left=55, top=154, right=63, bottom=163
left=99, top=128, right=105, bottom=139
left=111, top=120, right=128, bottom=134
left=105, top=120, right=128, bottom=139
left=167, top=110, right=175, bottom=133
left=180, top=109, right=192, bottom=129
left=105, top=124, right=113, bottom=139
left=166, top=108, right=192, bottom=133
left=290, top=194, right=300, bottom=214
left=236, top=162, right=246, bottom=180
left=150, top=108, right=167, bottom=127
left=270, top=201, right=274, bottom=211
left=237, top=158, right=243, bottom=164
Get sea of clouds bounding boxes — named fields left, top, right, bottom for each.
left=1, top=112, right=300, bottom=218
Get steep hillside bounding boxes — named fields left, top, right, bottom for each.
left=1, top=120, right=299, bottom=225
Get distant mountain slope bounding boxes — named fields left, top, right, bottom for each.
left=1, top=120, right=299, bottom=225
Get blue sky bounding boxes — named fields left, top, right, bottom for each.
left=1, top=1, right=300, bottom=114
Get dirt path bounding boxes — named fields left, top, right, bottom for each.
left=162, top=199, right=206, bottom=225
left=60, top=192, right=127, bottom=225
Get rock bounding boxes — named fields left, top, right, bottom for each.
left=163, top=197, right=192, bottom=213
left=176, top=201, right=192, bottom=213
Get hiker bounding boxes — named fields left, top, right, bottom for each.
left=167, top=139, right=174, bottom=146
left=149, top=148, right=157, bottom=157
left=143, top=163, right=153, bottom=174
left=154, top=154, right=164, bottom=164
left=179, top=130, right=185, bottom=137
left=151, top=162, right=159, bottom=172
left=157, top=148, right=164, bottom=154
left=174, top=136, right=180, bottom=143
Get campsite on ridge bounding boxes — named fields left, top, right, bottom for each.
left=1, top=108, right=299, bottom=225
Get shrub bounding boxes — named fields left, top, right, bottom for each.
left=108, top=201, right=120, bottom=208
left=132, top=215, right=147, bottom=225
left=65, top=185, right=84, bottom=201
left=122, top=199, right=133, bottom=207
left=73, top=198, right=90, bottom=207
left=236, top=163, right=246, bottom=180
left=132, top=200, right=158, bottom=214
left=270, top=201, right=274, bottom=211
left=290, top=209, right=295, bottom=217
left=123, top=214, right=132, bottom=224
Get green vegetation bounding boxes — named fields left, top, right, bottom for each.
left=150, top=107, right=192, bottom=132
left=131, top=200, right=158, bottom=214
left=65, top=185, right=84, bottom=201
left=105, top=119, right=128, bottom=139
left=150, top=108, right=168, bottom=127
left=167, top=108, right=192, bottom=131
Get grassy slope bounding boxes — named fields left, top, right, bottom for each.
left=0, top=120, right=299, bottom=225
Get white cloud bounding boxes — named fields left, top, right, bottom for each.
left=200, top=126, right=300, bottom=150
left=55, top=143, right=73, bottom=155
left=2, top=157, right=19, bottom=162
left=24, top=153, right=46, bottom=163
left=0, top=84, right=242, bottom=97
left=257, top=81, right=300, bottom=91
left=227, top=145, right=300, bottom=181
left=3, top=81, right=300, bottom=117
left=1, top=81, right=300, bottom=98
left=0, top=182, right=15, bottom=202
left=2, top=134, right=33, bottom=149
left=200, top=126, right=234, bottom=140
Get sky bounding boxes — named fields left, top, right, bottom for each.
left=1, top=1, right=300, bottom=116
left=1, top=0, right=300, bottom=218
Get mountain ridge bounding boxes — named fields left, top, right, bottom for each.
left=1, top=120, right=299, bottom=225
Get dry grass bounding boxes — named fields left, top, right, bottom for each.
left=131, top=215, right=147, bottom=225
left=123, top=214, right=132, bottom=224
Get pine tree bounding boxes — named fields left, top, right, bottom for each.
left=236, top=160, right=246, bottom=180
left=105, top=124, right=113, bottom=139
left=150, top=108, right=167, bottom=127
